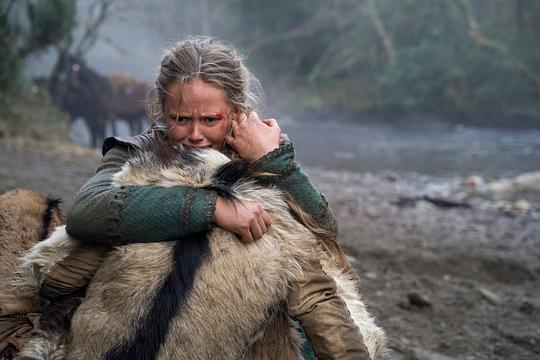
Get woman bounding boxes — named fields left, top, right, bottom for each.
left=48, top=36, right=370, bottom=359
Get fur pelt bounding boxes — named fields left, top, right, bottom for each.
left=0, top=188, right=63, bottom=315
left=17, top=148, right=387, bottom=360
left=0, top=189, right=64, bottom=359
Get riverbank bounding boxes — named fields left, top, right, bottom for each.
left=311, top=167, right=539, bottom=359
left=1, top=139, right=539, bottom=359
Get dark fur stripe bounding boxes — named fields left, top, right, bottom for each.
left=212, top=159, right=251, bottom=186
left=104, top=233, right=210, bottom=360
left=205, top=160, right=252, bottom=200
left=39, top=198, right=61, bottom=242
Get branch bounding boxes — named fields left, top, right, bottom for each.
left=363, top=0, right=396, bottom=65
left=97, top=33, right=128, bottom=56
left=453, top=0, right=540, bottom=91
left=246, top=5, right=337, bottom=54
left=73, top=0, right=112, bottom=58
left=308, top=36, right=357, bottom=83
left=3, top=0, right=17, bottom=16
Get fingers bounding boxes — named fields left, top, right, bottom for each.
left=262, top=118, right=278, bottom=128
left=233, top=112, right=248, bottom=125
left=239, top=229, right=254, bottom=244
left=248, top=111, right=260, bottom=122
left=215, top=197, right=272, bottom=245
left=249, top=112, right=279, bottom=129
left=261, top=208, right=272, bottom=227
left=238, top=111, right=277, bottom=127
left=256, top=211, right=267, bottom=234
left=249, top=218, right=263, bottom=241
left=227, top=113, right=247, bottom=144
left=232, top=112, right=256, bottom=130
left=239, top=202, right=271, bottom=244
left=256, top=204, right=272, bottom=234
left=229, top=113, right=246, bottom=133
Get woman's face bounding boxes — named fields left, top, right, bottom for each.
left=163, top=78, right=233, bottom=149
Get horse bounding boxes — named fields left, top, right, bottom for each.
left=42, top=55, right=148, bottom=148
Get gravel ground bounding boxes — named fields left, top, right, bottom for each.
left=1, top=139, right=539, bottom=359
left=311, top=168, right=540, bottom=360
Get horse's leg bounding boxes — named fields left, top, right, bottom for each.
left=86, top=117, right=104, bottom=149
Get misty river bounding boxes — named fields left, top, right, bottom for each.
left=72, top=118, right=540, bottom=180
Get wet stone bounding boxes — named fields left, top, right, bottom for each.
left=478, top=286, right=502, bottom=305
left=407, top=292, right=432, bottom=308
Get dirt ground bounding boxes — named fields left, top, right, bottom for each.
left=1, top=139, right=539, bottom=360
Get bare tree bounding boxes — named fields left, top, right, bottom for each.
left=50, top=0, right=128, bottom=96
left=246, top=4, right=339, bottom=54
left=453, top=0, right=540, bottom=92
left=363, top=0, right=396, bottom=66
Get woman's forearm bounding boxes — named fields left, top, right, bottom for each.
left=66, top=144, right=217, bottom=245
left=251, top=143, right=339, bottom=237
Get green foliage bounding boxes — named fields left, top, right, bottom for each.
left=0, top=0, right=76, bottom=96
left=0, top=0, right=76, bottom=141
left=216, top=0, right=331, bottom=80
left=4, top=0, right=539, bottom=126
left=0, top=11, right=22, bottom=94
left=24, top=0, right=76, bottom=55
left=209, top=0, right=540, bottom=124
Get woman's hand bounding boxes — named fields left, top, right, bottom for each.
left=227, top=111, right=281, bottom=162
left=214, top=196, right=272, bottom=244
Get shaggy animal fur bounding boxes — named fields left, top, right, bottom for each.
left=16, top=149, right=387, bottom=360
left=0, top=189, right=64, bottom=359
left=0, top=189, right=63, bottom=314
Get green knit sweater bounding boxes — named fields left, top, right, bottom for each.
left=66, top=140, right=338, bottom=245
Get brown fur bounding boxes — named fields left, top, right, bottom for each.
left=0, top=189, right=64, bottom=359
left=0, top=189, right=63, bottom=313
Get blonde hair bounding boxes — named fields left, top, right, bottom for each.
left=146, top=36, right=263, bottom=145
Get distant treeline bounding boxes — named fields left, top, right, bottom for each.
left=208, top=0, right=540, bottom=125
left=2, top=0, right=540, bottom=127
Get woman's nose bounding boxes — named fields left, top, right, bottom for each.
left=189, top=122, right=204, bottom=142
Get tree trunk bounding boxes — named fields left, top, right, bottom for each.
left=364, top=0, right=396, bottom=66
left=453, top=0, right=540, bottom=94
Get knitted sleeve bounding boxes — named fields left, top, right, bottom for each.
left=251, top=143, right=339, bottom=238
left=66, top=144, right=217, bottom=245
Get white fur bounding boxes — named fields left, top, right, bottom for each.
left=320, top=251, right=388, bottom=360
left=14, top=225, right=77, bottom=291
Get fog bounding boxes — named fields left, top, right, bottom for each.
left=27, top=1, right=179, bottom=81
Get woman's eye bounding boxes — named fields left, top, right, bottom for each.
left=203, top=117, right=217, bottom=123
left=173, top=116, right=189, bottom=124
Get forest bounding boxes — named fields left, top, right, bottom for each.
left=218, top=0, right=540, bottom=126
